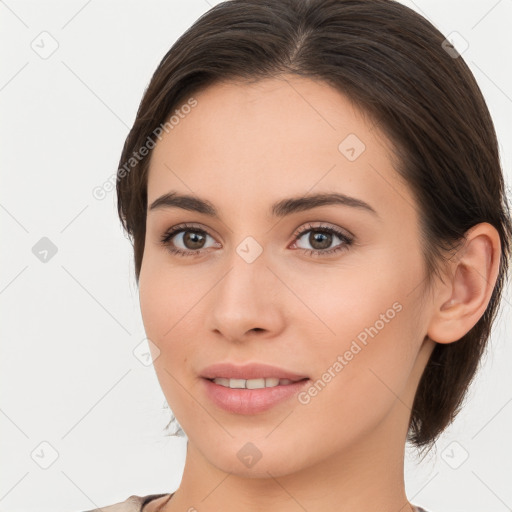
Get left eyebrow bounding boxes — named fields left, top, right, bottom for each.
left=148, top=191, right=380, bottom=219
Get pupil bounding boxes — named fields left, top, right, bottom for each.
left=184, top=231, right=205, bottom=249
left=310, top=231, right=331, bottom=249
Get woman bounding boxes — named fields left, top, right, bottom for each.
left=90, top=0, right=512, bottom=510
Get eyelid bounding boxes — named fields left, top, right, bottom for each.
left=290, top=221, right=353, bottom=240
left=161, top=222, right=218, bottom=240
left=160, top=222, right=219, bottom=246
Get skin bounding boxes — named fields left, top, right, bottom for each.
left=139, top=76, right=501, bottom=512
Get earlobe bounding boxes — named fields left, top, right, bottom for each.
left=426, top=222, right=501, bottom=344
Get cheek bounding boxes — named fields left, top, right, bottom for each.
left=138, top=266, right=192, bottom=413
left=290, top=258, right=407, bottom=347
left=138, top=251, right=193, bottom=340
left=293, top=287, right=420, bottom=451
left=300, top=249, right=423, bottom=396
left=138, top=258, right=205, bottom=390
left=327, top=242, right=422, bottom=340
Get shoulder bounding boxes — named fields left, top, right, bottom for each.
left=81, top=493, right=172, bottom=512
left=413, top=506, right=431, bottom=512
left=81, top=495, right=143, bottom=512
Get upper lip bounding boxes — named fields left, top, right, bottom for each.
left=200, top=362, right=309, bottom=381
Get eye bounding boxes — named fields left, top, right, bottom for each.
left=159, top=222, right=354, bottom=258
left=160, top=223, right=219, bottom=257
left=290, top=223, right=354, bottom=257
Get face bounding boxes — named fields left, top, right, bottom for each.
left=139, top=76, right=435, bottom=478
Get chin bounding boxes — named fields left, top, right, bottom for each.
left=194, top=435, right=312, bottom=479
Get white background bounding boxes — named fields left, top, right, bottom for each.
left=1, top=1, right=511, bottom=511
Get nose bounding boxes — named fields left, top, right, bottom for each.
left=207, top=248, right=286, bottom=344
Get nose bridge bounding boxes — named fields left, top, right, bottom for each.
left=218, top=239, right=272, bottom=306
left=208, top=238, right=283, bottom=337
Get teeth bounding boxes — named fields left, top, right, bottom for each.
left=212, top=377, right=298, bottom=389
left=229, top=378, right=246, bottom=388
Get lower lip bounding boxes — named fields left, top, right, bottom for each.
left=201, top=377, right=310, bottom=414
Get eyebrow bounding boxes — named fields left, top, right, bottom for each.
left=148, top=191, right=379, bottom=219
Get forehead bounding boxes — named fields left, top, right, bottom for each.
left=147, top=76, right=416, bottom=224
left=155, top=76, right=377, bottom=159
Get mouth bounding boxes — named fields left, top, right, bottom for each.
left=205, top=376, right=309, bottom=389
left=200, top=362, right=309, bottom=382
left=199, top=362, right=310, bottom=414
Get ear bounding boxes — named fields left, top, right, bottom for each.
left=426, top=222, right=502, bottom=344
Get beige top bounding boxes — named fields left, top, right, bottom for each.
left=83, top=493, right=431, bottom=512
left=83, top=493, right=173, bottom=512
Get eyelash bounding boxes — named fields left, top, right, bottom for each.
left=159, top=222, right=354, bottom=258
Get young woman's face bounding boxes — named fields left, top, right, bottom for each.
left=139, top=76, right=437, bottom=477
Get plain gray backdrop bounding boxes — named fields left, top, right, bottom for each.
left=1, top=1, right=511, bottom=511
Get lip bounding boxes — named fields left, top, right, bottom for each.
left=200, top=362, right=310, bottom=415
left=200, top=362, right=309, bottom=381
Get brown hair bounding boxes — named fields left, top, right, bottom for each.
left=116, top=0, right=512, bottom=454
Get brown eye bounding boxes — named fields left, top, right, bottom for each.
left=292, top=224, right=354, bottom=257
left=181, top=230, right=207, bottom=250
left=160, top=224, right=218, bottom=257
left=306, top=231, right=333, bottom=250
